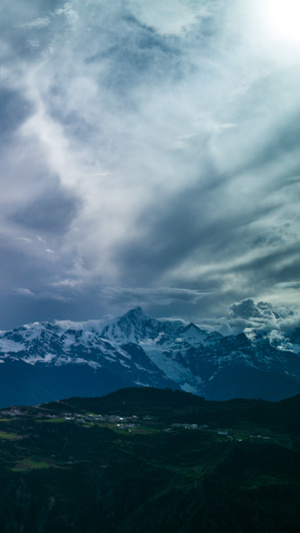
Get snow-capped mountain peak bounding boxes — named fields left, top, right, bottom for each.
left=0, top=307, right=300, bottom=406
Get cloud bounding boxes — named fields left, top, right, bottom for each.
left=0, top=88, right=33, bottom=143
left=17, top=17, right=51, bottom=30
left=14, top=237, right=32, bottom=244
left=16, top=288, right=36, bottom=298
left=127, top=0, right=213, bottom=36
left=230, top=299, right=266, bottom=320
left=0, top=0, right=300, bottom=327
left=11, top=182, right=81, bottom=234
left=51, top=278, right=80, bottom=288
left=54, top=3, right=79, bottom=24
left=99, top=286, right=210, bottom=313
left=211, top=298, right=299, bottom=337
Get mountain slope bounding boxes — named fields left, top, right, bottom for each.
left=0, top=307, right=300, bottom=406
left=0, top=388, right=300, bottom=533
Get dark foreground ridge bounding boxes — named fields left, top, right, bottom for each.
left=0, top=387, right=300, bottom=532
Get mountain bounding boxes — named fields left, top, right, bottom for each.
left=0, top=388, right=300, bottom=533
left=0, top=307, right=300, bottom=407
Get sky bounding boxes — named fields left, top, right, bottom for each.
left=0, top=0, right=300, bottom=333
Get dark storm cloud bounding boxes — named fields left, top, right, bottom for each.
left=0, top=88, right=33, bottom=143
left=192, top=297, right=300, bottom=339
left=99, top=286, right=209, bottom=316
left=111, top=154, right=290, bottom=288
left=11, top=183, right=81, bottom=234
left=230, top=299, right=275, bottom=321
left=223, top=298, right=298, bottom=335
left=232, top=241, right=300, bottom=287
left=0, top=0, right=300, bottom=328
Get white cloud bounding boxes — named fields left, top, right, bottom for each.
left=54, top=3, right=79, bottom=24
left=16, top=288, right=36, bottom=298
left=51, top=279, right=80, bottom=288
left=14, top=237, right=32, bottom=244
left=128, top=0, right=212, bottom=35
left=17, top=17, right=51, bottom=30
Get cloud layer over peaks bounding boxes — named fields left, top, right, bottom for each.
left=0, top=0, right=300, bottom=327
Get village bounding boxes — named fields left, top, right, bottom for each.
left=0, top=406, right=293, bottom=448
left=40, top=411, right=288, bottom=446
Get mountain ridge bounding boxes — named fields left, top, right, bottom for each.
left=0, top=307, right=300, bottom=406
left=1, top=387, right=299, bottom=533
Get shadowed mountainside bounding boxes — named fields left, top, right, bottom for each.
left=1, top=307, right=300, bottom=407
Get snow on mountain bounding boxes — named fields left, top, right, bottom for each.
left=0, top=306, right=300, bottom=406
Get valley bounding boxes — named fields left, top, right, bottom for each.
left=0, top=387, right=299, bottom=532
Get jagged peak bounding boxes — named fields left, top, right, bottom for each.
left=183, top=322, right=201, bottom=332
left=127, top=306, right=145, bottom=316
left=120, top=307, right=152, bottom=322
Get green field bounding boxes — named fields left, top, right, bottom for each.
left=0, top=387, right=299, bottom=532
